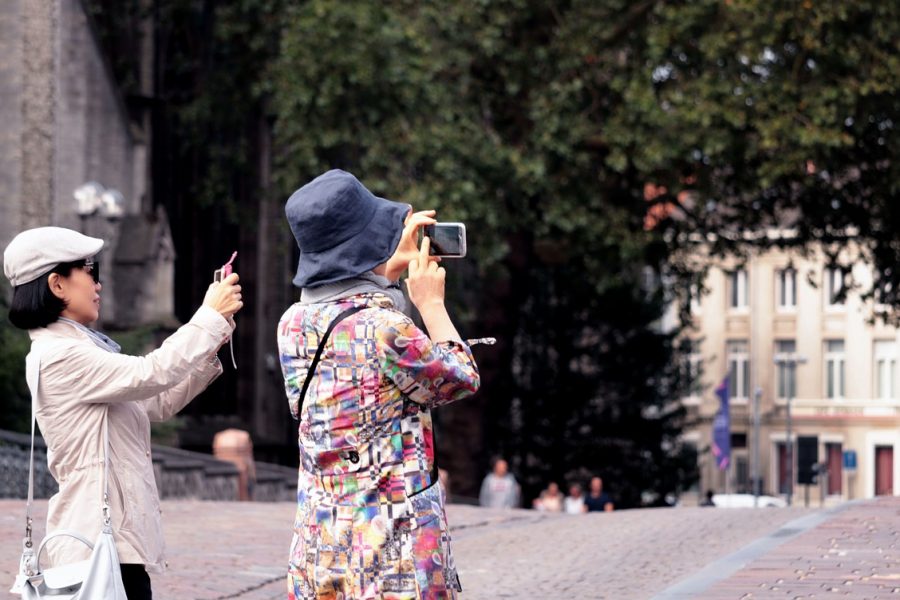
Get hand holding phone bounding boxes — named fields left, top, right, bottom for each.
left=209, top=251, right=239, bottom=368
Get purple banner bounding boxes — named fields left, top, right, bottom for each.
left=712, top=376, right=731, bottom=470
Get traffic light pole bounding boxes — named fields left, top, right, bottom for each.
left=775, top=353, right=807, bottom=508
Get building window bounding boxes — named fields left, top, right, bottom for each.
left=825, top=340, right=845, bottom=399
left=729, top=269, right=749, bottom=309
left=727, top=340, right=750, bottom=400
left=730, top=433, right=748, bottom=449
left=689, top=282, right=702, bottom=315
left=776, top=340, right=797, bottom=399
left=777, top=268, right=797, bottom=309
left=825, top=267, right=845, bottom=306
left=688, top=350, right=703, bottom=399
left=874, top=340, right=897, bottom=400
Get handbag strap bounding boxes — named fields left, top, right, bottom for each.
left=23, top=350, right=112, bottom=551
left=24, top=353, right=39, bottom=549
left=33, top=530, right=95, bottom=573
left=297, top=305, right=367, bottom=423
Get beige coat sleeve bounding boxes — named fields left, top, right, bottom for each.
left=41, top=306, right=232, bottom=405
left=141, top=357, right=223, bottom=422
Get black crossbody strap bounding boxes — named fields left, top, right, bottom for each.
left=297, top=306, right=368, bottom=422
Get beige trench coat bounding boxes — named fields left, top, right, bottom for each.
left=27, top=306, right=232, bottom=571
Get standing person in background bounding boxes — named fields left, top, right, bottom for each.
left=584, top=476, right=615, bottom=512
left=479, top=458, right=520, bottom=509
left=277, top=170, right=480, bottom=599
left=564, top=483, right=587, bottom=514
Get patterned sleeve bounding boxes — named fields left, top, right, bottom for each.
left=377, top=313, right=480, bottom=407
left=277, top=310, right=309, bottom=420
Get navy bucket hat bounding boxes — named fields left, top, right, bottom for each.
left=285, top=169, right=410, bottom=288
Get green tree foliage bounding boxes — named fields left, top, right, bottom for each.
left=0, top=283, right=31, bottom=433
left=83, top=0, right=897, bottom=503
left=606, top=0, right=899, bottom=310
left=270, top=0, right=698, bottom=505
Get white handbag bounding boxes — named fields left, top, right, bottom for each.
left=10, top=353, right=128, bottom=599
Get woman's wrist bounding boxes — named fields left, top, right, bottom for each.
left=414, top=298, right=446, bottom=314
left=417, top=302, right=462, bottom=343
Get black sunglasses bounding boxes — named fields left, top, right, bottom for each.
left=82, top=260, right=101, bottom=284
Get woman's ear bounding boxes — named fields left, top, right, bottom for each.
left=47, top=273, right=67, bottom=301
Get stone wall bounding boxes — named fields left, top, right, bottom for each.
left=0, top=430, right=57, bottom=499
left=0, top=0, right=151, bottom=329
left=0, top=0, right=24, bottom=251
left=0, top=428, right=295, bottom=502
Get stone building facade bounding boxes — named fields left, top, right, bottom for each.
left=0, top=0, right=171, bottom=329
left=683, top=246, right=900, bottom=504
left=0, top=0, right=291, bottom=461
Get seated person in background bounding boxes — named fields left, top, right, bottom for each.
left=584, top=476, right=615, bottom=512
left=564, top=483, right=587, bottom=514
left=533, top=481, right=564, bottom=512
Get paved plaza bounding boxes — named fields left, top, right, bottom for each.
left=1, top=497, right=898, bottom=599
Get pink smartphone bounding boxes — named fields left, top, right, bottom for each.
left=214, top=251, right=237, bottom=282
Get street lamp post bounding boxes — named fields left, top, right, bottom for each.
left=752, top=386, right=762, bottom=508
left=774, top=352, right=807, bottom=507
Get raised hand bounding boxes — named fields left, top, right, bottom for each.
left=203, top=272, right=243, bottom=318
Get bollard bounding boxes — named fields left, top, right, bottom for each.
left=212, top=429, right=257, bottom=501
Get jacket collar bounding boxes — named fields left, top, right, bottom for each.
left=29, top=319, right=94, bottom=344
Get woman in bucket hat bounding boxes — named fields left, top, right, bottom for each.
left=3, top=226, right=243, bottom=599
left=278, top=170, right=480, bottom=599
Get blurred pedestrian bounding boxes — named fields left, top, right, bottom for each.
left=584, top=476, right=615, bottom=512
left=700, top=489, right=716, bottom=507
left=479, top=458, right=521, bottom=508
left=439, top=467, right=451, bottom=499
left=277, top=170, right=480, bottom=599
left=533, top=481, right=564, bottom=512
left=564, top=483, right=587, bottom=514
left=4, top=226, right=242, bottom=600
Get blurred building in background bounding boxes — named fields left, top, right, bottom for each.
left=0, top=0, right=173, bottom=329
left=0, top=0, right=294, bottom=463
left=683, top=246, right=900, bottom=503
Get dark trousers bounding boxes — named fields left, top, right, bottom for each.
left=120, top=564, right=152, bottom=600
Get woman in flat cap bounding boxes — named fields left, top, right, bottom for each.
left=3, top=226, right=243, bottom=600
left=278, top=170, right=480, bottom=600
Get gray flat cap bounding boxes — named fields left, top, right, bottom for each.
left=3, top=227, right=104, bottom=287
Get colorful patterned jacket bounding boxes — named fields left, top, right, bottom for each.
left=277, top=292, right=480, bottom=599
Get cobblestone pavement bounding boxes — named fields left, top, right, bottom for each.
left=3, top=498, right=895, bottom=599
left=688, top=496, right=900, bottom=599
left=450, top=505, right=813, bottom=600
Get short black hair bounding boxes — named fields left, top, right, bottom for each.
left=8, top=261, right=85, bottom=330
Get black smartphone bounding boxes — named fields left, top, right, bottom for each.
left=424, top=223, right=467, bottom=258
